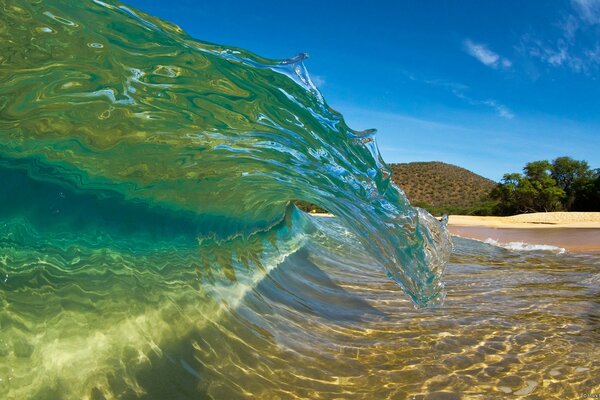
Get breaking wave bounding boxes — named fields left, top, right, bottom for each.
left=0, top=0, right=451, bottom=397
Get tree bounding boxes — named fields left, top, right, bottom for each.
left=551, top=157, right=595, bottom=209
left=491, top=161, right=565, bottom=215
left=491, top=157, right=600, bottom=215
left=524, top=160, right=552, bottom=181
left=571, top=168, right=600, bottom=211
left=490, top=173, right=521, bottom=214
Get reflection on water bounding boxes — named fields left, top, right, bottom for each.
left=162, top=225, right=600, bottom=399
left=1, top=215, right=599, bottom=398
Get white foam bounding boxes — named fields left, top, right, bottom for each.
left=484, top=238, right=566, bottom=254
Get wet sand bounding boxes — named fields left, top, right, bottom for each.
left=448, top=213, right=600, bottom=252
left=448, top=212, right=600, bottom=228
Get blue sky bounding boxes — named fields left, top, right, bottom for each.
left=123, top=0, right=600, bottom=181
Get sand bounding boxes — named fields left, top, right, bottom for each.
left=312, top=211, right=600, bottom=228
left=312, top=212, right=600, bottom=252
left=447, top=212, right=600, bottom=229
left=448, top=212, right=600, bottom=252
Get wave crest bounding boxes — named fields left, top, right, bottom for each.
left=0, top=0, right=449, bottom=307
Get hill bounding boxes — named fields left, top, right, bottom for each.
left=389, top=162, right=497, bottom=215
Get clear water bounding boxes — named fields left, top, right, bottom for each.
left=0, top=1, right=599, bottom=399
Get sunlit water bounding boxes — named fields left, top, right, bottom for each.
left=0, top=0, right=598, bottom=399
left=3, top=214, right=599, bottom=399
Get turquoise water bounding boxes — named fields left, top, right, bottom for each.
left=1, top=1, right=598, bottom=398
left=0, top=0, right=449, bottom=305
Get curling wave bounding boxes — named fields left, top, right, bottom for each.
left=0, top=0, right=451, bottom=397
left=0, top=0, right=449, bottom=304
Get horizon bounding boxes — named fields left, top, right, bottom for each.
left=122, top=0, right=600, bottom=181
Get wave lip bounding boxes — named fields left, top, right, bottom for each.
left=0, top=0, right=449, bottom=308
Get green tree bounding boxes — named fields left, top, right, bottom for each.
left=522, top=160, right=564, bottom=212
left=491, top=160, right=565, bottom=215
left=524, top=160, right=552, bottom=181
left=551, top=156, right=595, bottom=209
left=571, top=168, right=600, bottom=211
left=491, top=157, right=598, bottom=215
left=491, top=173, right=522, bottom=214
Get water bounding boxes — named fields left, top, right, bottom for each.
left=450, top=226, right=600, bottom=253
left=0, top=1, right=598, bottom=398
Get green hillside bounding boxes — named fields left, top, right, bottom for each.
left=389, top=162, right=497, bottom=215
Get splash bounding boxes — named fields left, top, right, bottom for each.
left=0, top=0, right=450, bottom=397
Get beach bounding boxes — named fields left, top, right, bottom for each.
left=315, top=212, right=600, bottom=252
left=448, top=212, right=600, bottom=228
left=448, top=212, right=600, bottom=252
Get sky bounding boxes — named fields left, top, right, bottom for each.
left=122, top=0, right=600, bottom=181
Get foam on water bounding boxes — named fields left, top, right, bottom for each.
left=483, top=238, right=567, bottom=254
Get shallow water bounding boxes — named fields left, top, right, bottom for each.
left=1, top=215, right=599, bottom=399
left=0, top=1, right=599, bottom=398
left=449, top=226, right=600, bottom=253
left=165, top=223, right=600, bottom=400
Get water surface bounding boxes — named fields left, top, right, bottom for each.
left=450, top=226, right=600, bottom=253
left=0, top=1, right=598, bottom=398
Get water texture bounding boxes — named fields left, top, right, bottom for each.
left=0, top=0, right=452, bottom=397
left=0, top=0, right=449, bottom=305
left=1, top=1, right=598, bottom=399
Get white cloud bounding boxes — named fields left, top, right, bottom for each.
left=561, top=14, right=580, bottom=41
left=519, top=1, right=600, bottom=75
left=463, top=39, right=512, bottom=69
left=482, top=100, right=515, bottom=119
left=520, top=31, right=599, bottom=74
left=400, top=70, right=470, bottom=91
left=572, top=0, right=600, bottom=24
left=449, top=87, right=515, bottom=119
left=585, top=44, right=600, bottom=63
left=401, top=70, right=515, bottom=119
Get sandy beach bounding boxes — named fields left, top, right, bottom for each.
left=313, top=212, right=600, bottom=252
left=448, top=212, right=600, bottom=229
left=448, top=212, right=600, bottom=252
left=314, top=212, right=600, bottom=228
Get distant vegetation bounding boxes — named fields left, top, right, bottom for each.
left=296, top=157, right=600, bottom=216
left=492, top=156, right=600, bottom=215
left=390, top=162, right=497, bottom=215
left=393, top=157, right=600, bottom=216
left=294, top=161, right=496, bottom=215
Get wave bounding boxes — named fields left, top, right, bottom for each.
left=0, top=0, right=450, bottom=305
left=0, top=0, right=451, bottom=397
left=483, top=238, right=566, bottom=254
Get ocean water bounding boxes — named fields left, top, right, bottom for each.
left=450, top=226, right=600, bottom=254
left=0, top=1, right=599, bottom=399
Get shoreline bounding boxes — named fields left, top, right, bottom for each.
left=447, top=212, right=600, bottom=229
left=311, top=211, right=600, bottom=228
left=447, top=213, right=600, bottom=253
left=311, top=212, right=600, bottom=252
